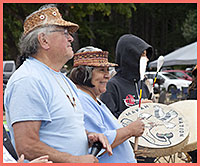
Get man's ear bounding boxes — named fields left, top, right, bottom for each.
left=38, top=33, right=50, bottom=50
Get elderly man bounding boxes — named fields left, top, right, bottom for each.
left=4, top=4, right=112, bottom=163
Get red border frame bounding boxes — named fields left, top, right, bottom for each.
left=1, top=0, right=199, bottom=165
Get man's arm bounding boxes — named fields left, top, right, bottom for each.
left=13, top=121, right=98, bottom=163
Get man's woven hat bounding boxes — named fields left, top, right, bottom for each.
left=73, top=46, right=118, bottom=67
left=23, top=6, right=79, bottom=35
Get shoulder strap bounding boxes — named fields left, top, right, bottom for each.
left=3, top=126, right=18, bottom=161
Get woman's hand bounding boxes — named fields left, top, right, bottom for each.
left=29, top=155, right=52, bottom=163
left=126, top=119, right=145, bottom=137
left=17, top=154, right=53, bottom=163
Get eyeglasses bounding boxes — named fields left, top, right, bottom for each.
left=49, top=29, right=72, bottom=39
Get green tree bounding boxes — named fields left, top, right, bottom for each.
left=3, top=3, right=197, bottom=66
left=3, top=3, right=42, bottom=60
left=3, top=3, right=135, bottom=63
left=182, top=9, right=197, bottom=43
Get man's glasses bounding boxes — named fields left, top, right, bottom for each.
left=49, top=29, right=72, bottom=39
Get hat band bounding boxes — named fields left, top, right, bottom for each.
left=74, top=58, right=109, bottom=67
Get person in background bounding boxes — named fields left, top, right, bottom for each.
left=3, top=125, right=52, bottom=163
left=4, top=4, right=111, bottom=163
left=100, top=34, right=155, bottom=163
left=70, top=46, right=145, bottom=163
left=100, top=34, right=153, bottom=119
left=187, top=65, right=197, bottom=100
left=187, top=65, right=197, bottom=163
left=4, top=146, right=52, bottom=163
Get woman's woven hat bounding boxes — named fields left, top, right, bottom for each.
left=73, top=46, right=118, bottom=67
left=23, top=6, right=79, bottom=35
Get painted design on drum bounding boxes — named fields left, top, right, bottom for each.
left=123, top=94, right=139, bottom=107
left=119, top=103, right=189, bottom=148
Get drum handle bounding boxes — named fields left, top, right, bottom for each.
left=134, top=136, right=139, bottom=151
left=134, top=87, right=142, bottom=152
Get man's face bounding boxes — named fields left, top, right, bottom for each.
left=47, top=27, right=74, bottom=61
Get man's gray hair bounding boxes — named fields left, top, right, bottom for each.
left=19, top=25, right=57, bottom=58
left=19, top=4, right=59, bottom=58
left=16, top=4, right=60, bottom=68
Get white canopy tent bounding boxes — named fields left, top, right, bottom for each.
left=149, top=42, right=197, bottom=68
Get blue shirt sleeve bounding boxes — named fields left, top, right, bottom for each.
left=84, top=111, right=116, bottom=145
left=5, top=76, right=51, bottom=125
left=78, top=93, right=117, bottom=145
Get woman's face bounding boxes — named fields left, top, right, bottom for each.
left=91, top=67, right=110, bottom=97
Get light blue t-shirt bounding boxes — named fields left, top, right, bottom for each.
left=77, top=89, right=137, bottom=163
left=4, top=57, right=88, bottom=156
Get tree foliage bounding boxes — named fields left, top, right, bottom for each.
left=3, top=3, right=197, bottom=67
left=182, top=9, right=197, bottom=43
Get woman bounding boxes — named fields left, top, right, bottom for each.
left=70, top=46, right=145, bottom=163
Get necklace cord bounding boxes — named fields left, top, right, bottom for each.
left=50, top=71, right=76, bottom=109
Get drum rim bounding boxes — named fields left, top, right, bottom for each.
left=130, top=134, right=189, bottom=157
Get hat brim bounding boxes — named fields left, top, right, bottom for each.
left=75, top=62, right=118, bottom=67
left=53, top=19, right=79, bottom=33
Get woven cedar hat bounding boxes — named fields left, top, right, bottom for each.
left=23, top=6, right=79, bottom=35
left=73, top=46, right=118, bottom=67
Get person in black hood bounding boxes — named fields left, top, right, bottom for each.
left=100, top=34, right=153, bottom=118
left=100, top=34, right=155, bottom=163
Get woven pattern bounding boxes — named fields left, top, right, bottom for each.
left=74, top=51, right=118, bottom=67
left=24, top=7, right=79, bottom=35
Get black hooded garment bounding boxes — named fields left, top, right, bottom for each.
left=100, top=34, right=153, bottom=118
